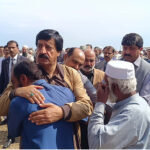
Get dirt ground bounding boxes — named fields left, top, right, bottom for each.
left=0, top=124, right=20, bottom=149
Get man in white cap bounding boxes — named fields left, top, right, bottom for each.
left=21, top=45, right=34, bottom=62
left=88, top=60, right=150, bottom=149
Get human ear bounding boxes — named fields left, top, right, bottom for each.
left=140, top=47, right=143, bottom=51
left=112, top=83, right=120, bottom=95
left=63, top=54, right=68, bottom=62
left=20, top=74, right=28, bottom=86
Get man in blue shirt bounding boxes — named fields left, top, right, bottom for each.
left=8, top=60, right=75, bottom=149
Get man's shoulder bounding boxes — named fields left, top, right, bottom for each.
left=2, top=57, right=9, bottom=63
left=11, top=96, right=29, bottom=106
left=141, top=58, right=150, bottom=70
left=36, top=79, right=72, bottom=93
left=9, top=96, right=40, bottom=117
left=94, top=68, right=105, bottom=75
left=10, top=97, right=28, bottom=112
left=95, top=60, right=105, bottom=68
left=127, top=99, right=150, bottom=117
left=61, top=64, right=79, bottom=75
left=1, top=58, right=9, bottom=70
left=119, top=94, right=148, bottom=111
left=0, top=57, right=4, bottom=61
left=60, top=64, right=84, bottom=91
left=98, top=59, right=105, bottom=65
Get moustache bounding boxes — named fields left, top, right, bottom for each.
left=38, top=54, right=49, bottom=59
left=84, top=65, right=92, bottom=69
left=124, top=54, right=131, bottom=57
left=104, top=56, right=110, bottom=59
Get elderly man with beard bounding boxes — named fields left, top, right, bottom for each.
left=88, top=60, right=150, bottom=149
left=80, top=49, right=104, bottom=89
left=21, top=45, right=34, bottom=62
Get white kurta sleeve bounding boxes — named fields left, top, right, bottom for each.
left=88, top=102, right=137, bottom=149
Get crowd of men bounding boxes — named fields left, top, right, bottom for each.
left=0, top=30, right=150, bottom=149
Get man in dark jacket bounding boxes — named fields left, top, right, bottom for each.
left=0, top=40, right=27, bottom=148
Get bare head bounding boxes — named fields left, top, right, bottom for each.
left=64, top=47, right=85, bottom=70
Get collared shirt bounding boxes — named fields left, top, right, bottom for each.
left=122, top=56, right=150, bottom=105
left=80, top=69, right=94, bottom=83
left=139, top=71, right=150, bottom=105
left=39, top=64, right=69, bottom=88
left=88, top=93, right=150, bottom=149
left=9, top=54, right=18, bottom=81
left=134, top=56, right=150, bottom=105
left=133, top=56, right=141, bottom=70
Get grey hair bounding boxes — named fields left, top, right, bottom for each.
left=107, top=76, right=137, bottom=94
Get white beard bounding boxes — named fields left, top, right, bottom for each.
left=108, top=84, right=117, bottom=103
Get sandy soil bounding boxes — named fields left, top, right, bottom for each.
left=0, top=124, right=20, bottom=149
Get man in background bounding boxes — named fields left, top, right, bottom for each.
left=21, top=45, right=34, bottom=62
left=3, top=45, right=10, bottom=59
left=64, top=47, right=97, bottom=148
left=145, top=48, right=150, bottom=63
left=64, top=47, right=97, bottom=102
left=122, top=33, right=150, bottom=105
left=94, top=46, right=104, bottom=63
left=95, top=46, right=115, bottom=71
left=0, top=46, right=4, bottom=74
left=0, top=46, right=4, bottom=57
left=0, top=41, right=27, bottom=95
left=80, top=49, right=104, bottom=89
left=86, top=44, right=92, bottom=50
left=0, top=40, right=27, bottom=148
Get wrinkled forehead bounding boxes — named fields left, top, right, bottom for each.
left=85, top=51, right=95, bottom=59
left=37, top=39, right=56, bottom=48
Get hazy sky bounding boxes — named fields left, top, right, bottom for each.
left=0, top=0, right=150, bottom=50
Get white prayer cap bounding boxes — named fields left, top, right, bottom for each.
left=105, top=60, right=135, bottom=79
left=22, top=45, right=28, bottom=49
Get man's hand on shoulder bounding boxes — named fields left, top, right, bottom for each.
left=28, top=103, right=64, bottom=125
left=15, top=85, right=45, bottom=104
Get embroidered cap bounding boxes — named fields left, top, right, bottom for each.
left=105, top=60, right=135, bottom=79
